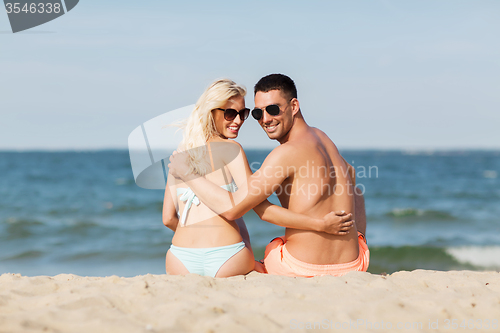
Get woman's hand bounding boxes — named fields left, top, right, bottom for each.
left=168, top=150, right=192, bottom=180
left=320, top=211, right=354, bottom=235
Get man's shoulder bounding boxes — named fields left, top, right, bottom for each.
left=310, top=127, right=342, bottom=156
left=270, top=142, right=300, bottom=156
left=311, top=127, right=326, bottom=137
left=264, top=140, right=316, bottom=168
left=263, top=143, right=297, bottom=166
left=311, top=127, right=336, bottom=146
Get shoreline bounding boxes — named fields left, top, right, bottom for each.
left=1, top=270, right=499, bottom=332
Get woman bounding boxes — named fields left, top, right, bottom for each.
left=162, top=79, right=353, bottom=278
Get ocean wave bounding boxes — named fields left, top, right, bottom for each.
left=367, top=245, right=476, bottom=274
left=2, top=217, right=45, bottom=226
left=370, top=192, right=421, bottom=199
left=445, top=246, right=500, bottom=268
left=46, top=208, right=82, bottom=216
left=57, top=250, right=166, bottom=262
left=1, top=218, right=45, bottom=240
left=111, top=201, right=163, bottom=213
left=2, top=250, right=44, bottom=261
left=385, top=208, right=455, bottom=220
left=450, top=191, right=500, bottom=200
left=54, top=220, right=113, bottom=238
left=114, top=178, right=134, bottom=186
left=483, top=170, right=498, bottom=179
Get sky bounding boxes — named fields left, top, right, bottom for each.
left=1, top=0, right=499, bottom=150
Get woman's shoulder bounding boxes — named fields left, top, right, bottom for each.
left=208, top=137, right=242, bottom=146
left=207, top=139, right=244, bottom=152
left=207, top=139, right=245, bottom=166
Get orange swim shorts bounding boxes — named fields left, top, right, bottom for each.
left=261, top=232, right=369, bottom=277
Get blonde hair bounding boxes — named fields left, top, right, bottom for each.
left=178, top=79, right=246, bottom=175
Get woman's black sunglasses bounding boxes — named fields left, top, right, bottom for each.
left=251, top=104, right=281, bottom=121
left=215, top=108, right=250, bottom=121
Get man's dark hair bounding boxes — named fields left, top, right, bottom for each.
left=254, top=73, right=297, bottom=100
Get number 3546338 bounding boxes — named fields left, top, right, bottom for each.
left=5, top=2, right=62, bottom=14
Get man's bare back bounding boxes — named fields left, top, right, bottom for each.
left=275, top=127, right=359, bottom=264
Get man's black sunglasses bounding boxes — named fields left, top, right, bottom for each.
left=251, top=105, right=280, bottom=121
left=252, top=99, right=293, bottom=120
left=214, top=108, right=250, bottom=121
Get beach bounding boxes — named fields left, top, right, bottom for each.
left=2, top=270, right=499, bottom=333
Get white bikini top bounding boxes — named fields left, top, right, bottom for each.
left=176, top=180, right=238, bottom=227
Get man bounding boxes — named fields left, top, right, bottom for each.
left=169, top=74, right=368, bottom=277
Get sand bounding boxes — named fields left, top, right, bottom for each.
left=1, top=270, right=499, bottom=333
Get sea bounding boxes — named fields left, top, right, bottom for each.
left=1, top=150, right=499, bottom=277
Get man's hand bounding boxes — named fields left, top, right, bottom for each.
left=167, top=150, right=192, bottom=180
left=321, top=211, right=354, bottom=235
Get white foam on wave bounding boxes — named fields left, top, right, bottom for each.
left=446, top=246, right=500, bottom=268
left=483, top=170, right=497, bottom=179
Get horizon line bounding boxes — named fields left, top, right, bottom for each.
left=1, top=147, right=500, bottom=153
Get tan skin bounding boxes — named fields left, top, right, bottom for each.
left=164, top=95, right=355, bottom=277
left=169, top=90, right=360, bottom=265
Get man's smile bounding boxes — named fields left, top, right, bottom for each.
left=264, top=123, right=279, bottom=133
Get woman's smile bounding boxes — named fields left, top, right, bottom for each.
left=228, top=125, right=240, bottom=134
